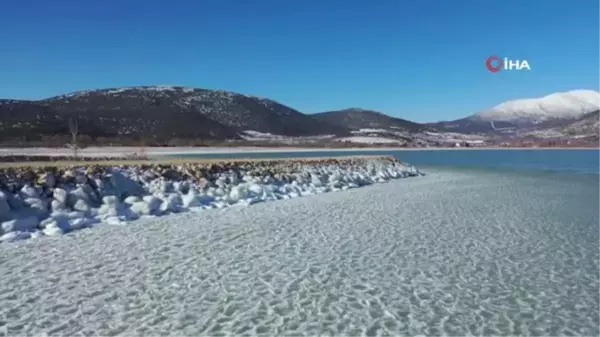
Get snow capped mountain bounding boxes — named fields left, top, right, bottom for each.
left=473, top=89, right=600, bottom=123
left=564, top=110, right=600, bottom=133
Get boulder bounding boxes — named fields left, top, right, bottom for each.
left=20, top=185, right=40, bottom=199
left=107, top=171, right=145, bottom=199
left=102, top=195, right=120, bottom=206
left=1, top=216, right=39, bottom=234
left=53, top=188, right=68, bottom=205
left=0, top=191, right=10, bottom=219
left=38, top=172, right=57, bottom=188
left=0, top=231, right=31, bottom=242
left=160, top=194, right=183, bottom=213
left=73, top=199, right=90, bottom=212
left=42, top=222, right=64, bottom=236
left=123, top=196, right=141, bottom=205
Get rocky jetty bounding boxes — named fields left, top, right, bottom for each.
left=0, top=156, right=422, bottom=243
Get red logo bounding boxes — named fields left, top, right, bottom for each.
left=486, top=55, right=503, bottom=73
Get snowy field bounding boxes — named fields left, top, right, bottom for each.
left=0, top=168, right=598, bottom=336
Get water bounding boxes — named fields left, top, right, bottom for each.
left=172, top=149, right=599, bottom=175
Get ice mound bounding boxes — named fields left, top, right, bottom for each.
left=0, top=157, right=422, bottom=242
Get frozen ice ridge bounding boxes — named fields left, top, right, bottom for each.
left=0, top=157, right=422, bottom=243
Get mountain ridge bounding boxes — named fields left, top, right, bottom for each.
left=430, top=89, right=600, bottom=134
left=0, top=86, right=598, bottom=146
left=473, top=89, right=599, bottom=123
left=0, top=86, right=349, bottom=144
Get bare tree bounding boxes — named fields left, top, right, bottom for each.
left=68, top=114, right=79, bottom=158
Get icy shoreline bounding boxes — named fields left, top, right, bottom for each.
left=0, top=157, right=422, bottom=242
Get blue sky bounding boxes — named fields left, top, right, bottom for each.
left=0, top=0, right=598, bottom=122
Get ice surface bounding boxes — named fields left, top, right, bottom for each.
left=0, top=168, right=598, bottom=336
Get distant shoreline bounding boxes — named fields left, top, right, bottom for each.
left=0, top=146, right=597, bottom=160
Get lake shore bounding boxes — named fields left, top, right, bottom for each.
left=0, top=145, right=597, bottom=160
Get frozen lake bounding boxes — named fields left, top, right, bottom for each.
left=0, top=165, right=598, bottom=336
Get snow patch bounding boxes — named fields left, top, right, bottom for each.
left=335, top=136, right=404, bottom=144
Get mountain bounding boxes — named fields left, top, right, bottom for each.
left=429, top=89, right=600, bottom=134
left=0, top=86, right=348, bottom=144
left=561, top=110, right=600, bottom=136
left=427, top=117, right=517, bottom=134
left=311, top=108, right=427, bottom=132
left=473, top=90, right=599, bottom=125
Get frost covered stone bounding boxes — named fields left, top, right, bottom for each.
left=0, top=231, right=31, bottom=242
left=53, top=188, right=68, bottom=204
left=107, top=171, right=145, bottom=199
left=102, top=195, right=119, bottom=205
left=73, top=199, right=90, bottom=212
left=123, top=196, right=141, bottom=205
left=39, top=172, right=56, bottom=188
left=43, top=222, right=64, bottom=236
left=0, top=191, right=11, bottom=219
left=1, top=216, right=39, bottom=234
left=20, top=185, right=40, bottom=199
left=160, top=194, right=183, bottom=213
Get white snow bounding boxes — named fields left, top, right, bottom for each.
left=240, top=130, right=336, bottom=142
left=53, top=85, right=193, bottom=99
left=335, top=136, right=404, bottom=144
left=475, top=89, right=600, bottom=122
left=0, top=159, right=422, bottom=243
left=350, top=128, right=390, bottom=134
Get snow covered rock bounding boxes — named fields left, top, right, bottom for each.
left=248, top=183, right=264, bottom=196
left=43, top=222, right=64, bottom=236
left=0, top=191, right=11, bottom=219
left=73, top=199, right=90, bottom=212
left=1, top=216, right=39, bottom=234
left=0, top=231, right=31, bottom=242
left=53, top=188, right=68, bottom=205
left=51, top=199, right=66, bottom=212
left=160, top=194, right=183, bottom=213
left=107, top=171, right=145, bottom=199
left=123, top=196, right=141, bottom=205
left=102, top=195, right=119, bottom=206
left=20, top=185, right=40, bottom=199
left=129, top=196, right=162, bottom=216
left=39, top=172, right=57, bottom=188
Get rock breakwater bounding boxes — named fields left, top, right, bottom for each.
left=0, top=156, right=422, bottom=243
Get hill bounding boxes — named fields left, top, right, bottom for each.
left=428, top=90, right=600, bottom=135
left=0, top=86, right=348, bottom=145
left=311, top=108, right=427, bottom=132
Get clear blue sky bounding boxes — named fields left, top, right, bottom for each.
left=0, top=0, right=598, bottom=122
